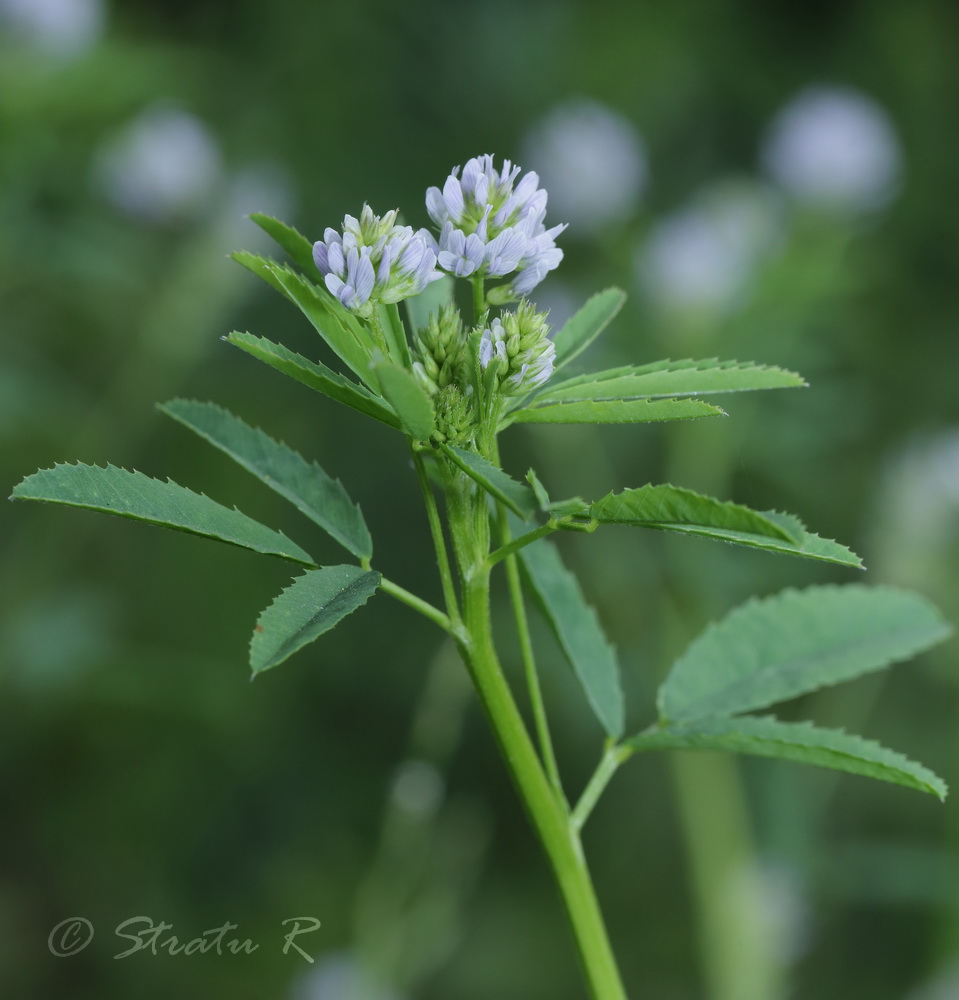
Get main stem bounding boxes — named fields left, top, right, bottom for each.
left=447, top=486, right=628, bottom=1000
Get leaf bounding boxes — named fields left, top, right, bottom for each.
left=251, top=566, right=380, bottom=674
left=588, top=484, right=862, bottom=567
left=510, top=397, right=726, bottom=425
left=231, top=252, right=376, bottom=386
left=225, top=332, right=400, bottom=430
left=525, top=469, right=590, bottom=519
left=11, top=463, right=315, bottom=566
left=159, top=399, right=372, bottom=560
left=443, top=446, right=538, bottom=519
left=628, top=715, right=946, bottom=799
left=591, top=484, right=797, bottom=543
left=248, top=214, right=317, bottom=274
left=405, top=274, right=455, bottom=332
left=520, top=537, right=624, bottom=738
left=551, top=288, right=627, bottom=372
left=537, top=358, right=806, bottom=405
left=659, top=585, right=953, bottom=724
left=372, top=359, right=435, bottom=440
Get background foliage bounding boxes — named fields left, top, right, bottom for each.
left=3, top=1, right=959, bottom=997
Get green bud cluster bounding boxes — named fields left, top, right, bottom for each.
left=431, top=384, right=474, bottom=446
left=478, top=300, right=556, bottom=395
left=411, top=304, right=467, bottom=396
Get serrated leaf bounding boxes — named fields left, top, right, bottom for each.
left=511, top=397, right=725, bottom=425
left=524, top=469, right=590, bottom=519
left=372, top=359, right=435, bottom=440
left=251, top=566, right=380, bottom=674
left=443, top=446, right=538, bottom=519
left=159, top=399, right=372, bottom=559
left=11, top=463, right=315, bottom=566
left=225, top=332, right=400, bottom=430
left=628, top=715, right=946, bottom=799
left=592, top=483, right=797, bottom=542
left=551, top=288, right=626, bottom=372
left=231, top=252, right=376, bottom=386
left=248, top=214, right=317, bottom=274
left=520, top=537, right=624, bottom=738
left=659, top=585, right=953, bottom=724
left=537, top=358, right=806, bottom=405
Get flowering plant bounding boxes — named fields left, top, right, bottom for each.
left=11, top=155, right=952, bottom=999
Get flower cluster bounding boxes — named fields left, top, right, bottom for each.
left=479, top=301, right=555, bottom=395
left=312, top=205, right=442, bottom=317
left=425, top=155, right=566, bottom=296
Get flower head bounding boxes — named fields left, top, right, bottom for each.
left=313, top=204, right=443, bottom=317
left=478, top=301, right=555, bottom=395
left=426, top=155, right=566, bottom=296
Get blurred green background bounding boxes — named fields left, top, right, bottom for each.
left=3, top=1, right=959, bottom=998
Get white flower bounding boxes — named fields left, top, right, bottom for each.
left=761, top=86, right=902, bottom=213
left=523, top=98, right=647, bottom=233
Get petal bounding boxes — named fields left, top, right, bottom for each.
left=443, top=174, right=465, bottom=223
left=425, top=186, right=447, bottom=225
left=312, top=240, right=330, bottom=275
left=354, top=254, right=376, bottom=305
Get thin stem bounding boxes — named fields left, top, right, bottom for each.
left=411, top=449, right=461, bottom=627
left=572, top=744, right=630, bottom=833
left=499, top=509, right=564, bottom=796
left=472, top=275, right=486, bottom=322
left=487, top=520, right=558, bottom=567
left=378, top=576, right=454, bottom=635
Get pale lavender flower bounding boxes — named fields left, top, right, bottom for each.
left=523, top=98, right=647, bottom=233
left=313, top=205, right=442, bottom=316
left=426, top=154, right=566, bottom=295
left=761, top=86, right=902, bottom=213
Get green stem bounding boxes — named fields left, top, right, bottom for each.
left=378, top=575, right=454, bottom=635
left=472, top=275, right=486, bottom=322
left=446, top=485, right=627, bottom=1000
left=411, top=449, right=461, bottom=627
left=487, top=521, right=558, bottom=567
left=572, top=744, right=629, bottom=832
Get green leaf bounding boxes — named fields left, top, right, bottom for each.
left=11, top=463, right=315, bottom=566
left=659, top=585, right=953, bottom=724
left=372, top=359, right=435, bottom=440
left=588, top=484, right=861, bottom=566
left=405, top=275, right=455, bottom=332
left=520, top=537, right=624, bottom=738
left=248, top=214, right=317, bottom=274
left=251, top=566, right=381, bottom=674
left=551, top=288, right=627, bottom=372
left=231, top=252, right=376, bottom=386
left=159, top=399, right=372, bottom=560
left=537, top=358, right=806, bottom=405
left=628, top=715, right=946, bottom=799
left=511, top=397, right=726, bottom=424
left=591, top=484, right=797, bottom=544
left=225, top=332, right=400, bottom=430
left=443, top=446, right=538, bottom=519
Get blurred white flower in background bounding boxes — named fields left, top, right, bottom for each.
left=291, top=953, right=402, bottom=1000
left=637, top=179, right=784, bottom=314
left=904, top=961, right=959, bottom=1000
left=93, top=106, right=222, bottom=223
left=523, top=98, right=647, bottom=234
left=761, top=86, right=902, bottom=213
left=873, top=430, right=959, bottom=584
left=0, top=0, right=103, bottom=58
